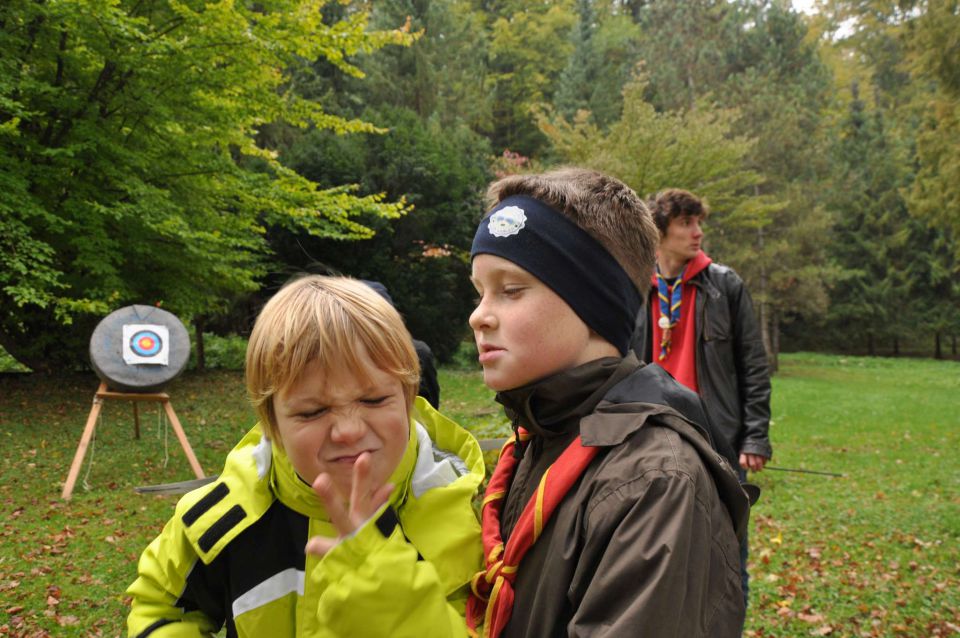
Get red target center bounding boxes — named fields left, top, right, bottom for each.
left=138, top=336, right=156, bottom=350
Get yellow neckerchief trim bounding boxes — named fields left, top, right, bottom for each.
left=533, top=467, right=550, bottom=540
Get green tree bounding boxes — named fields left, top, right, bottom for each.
left=345, top=0, right=493, bottom=131
left=905, top=0, right=960, bottom=239
left=719, top=1, right=836, bottom=368
left=825, top=85, right=912, bottom=355
left=260, top=0, right=494, bottom=361
left=484, top=0, right=577, bottom=155
left=539, top=75, right=772, bottom=255
left=278, top=105, right=492, bottom=361
left=631, top=0, right=737, bottom=111
left=0, top=0, right=410, bottom=370
left=554, top=0, right=643, bottom=127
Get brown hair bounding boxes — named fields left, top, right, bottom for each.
left=245, top=275, right=419, bottom=441
left=485, top=167, right=658, bottom=292
left=648, top=188, right=710, bottom=236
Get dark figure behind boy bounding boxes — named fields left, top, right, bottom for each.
left=362, top=280, right=441, bottom=409
left=630, top=188, right=772, bottom=606
left=465, top=169, right=750, bottom=637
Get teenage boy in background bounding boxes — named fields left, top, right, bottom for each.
left=631, top=188, right=772, bottom=605
left=466, top=168, right=750, bottom=638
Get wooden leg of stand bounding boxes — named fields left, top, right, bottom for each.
left=162, top=400, right=205, bottom=479
left=62, top=397, right=105, bottom=500
left=133, top=402, right=141, bottom=440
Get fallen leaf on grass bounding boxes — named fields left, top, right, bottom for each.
left=798, top=612, right=826, bottom=623
left=812, top=625, right=834, bottom=635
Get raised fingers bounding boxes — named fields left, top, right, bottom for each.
left=312, top=473, right=353, bottom=537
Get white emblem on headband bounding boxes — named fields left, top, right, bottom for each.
left=488, top=206, right=526, bottom=238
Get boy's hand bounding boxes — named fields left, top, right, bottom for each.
left=305, top=452, right=394, bottom=557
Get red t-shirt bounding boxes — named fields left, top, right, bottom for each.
left=650, top=251, right=712, bottom=392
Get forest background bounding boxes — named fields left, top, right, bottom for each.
left=2, top=0, right=960, bottom=373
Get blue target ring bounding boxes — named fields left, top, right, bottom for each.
left=130, top=330, right=163, bottom=357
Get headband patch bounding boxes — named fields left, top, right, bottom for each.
left=488, top=206, right=527, bottom=238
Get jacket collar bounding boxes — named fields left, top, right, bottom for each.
left=580, top=362, right=713, bottom=447
left=495, top=355, right=640, bottom=438
left=269, top=416, right=419, bottom=520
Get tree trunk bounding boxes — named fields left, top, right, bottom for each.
left=867, top=332, right=875, bottom=356
left=952, top=335, right=957, bottom=356
left=934, top=331, right=942, bottom=360
left=194, top=318, right=205, bottom=372
left=757, top=226, right=774, bottom=368
left=770, top=309, right=780, bottom=374
left=893, top=335, right=899, bottom=357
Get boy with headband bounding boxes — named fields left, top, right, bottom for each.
left=465, top=168, right=750, bottom=637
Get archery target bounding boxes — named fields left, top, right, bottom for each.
left=123, top=324, right=169, bottom=365
left=90, top=305, right=190, bottom=392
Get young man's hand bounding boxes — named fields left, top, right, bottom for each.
left=739, top=452, right=768, bottom=472
left=305, top=452, right=394, bottom=557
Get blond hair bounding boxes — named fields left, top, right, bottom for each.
left=245, top=275, right=419, bottom=440
left=486, top=167, right=658, bottom=292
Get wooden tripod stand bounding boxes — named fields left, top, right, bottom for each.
left=61, top=382, right=205, bottom=500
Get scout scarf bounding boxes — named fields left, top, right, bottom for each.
left=656, top=264, right=688, bottom=361
left=466, top=430, right=600, bottom=638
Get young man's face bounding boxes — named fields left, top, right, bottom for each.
left=273, top=349, right=409, bottom=495
left=469, top=254, right=614, bottom=391
left=659, top=214, right=705, bottom=264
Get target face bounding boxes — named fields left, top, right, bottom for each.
left=131, top=330, right=162, bottom=356
left=122, top=324, right=170, bottom=365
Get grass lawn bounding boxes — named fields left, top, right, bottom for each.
left=0, top=353, right=957, bottom=636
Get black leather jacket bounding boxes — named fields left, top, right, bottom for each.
left=630, top=262, right=773, bottom=465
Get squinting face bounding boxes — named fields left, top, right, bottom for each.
left=469, top=254, right=614, bottom=392
left=273, top=349, right=409, bottom=495
left=659, top=215, right=705, bottom=264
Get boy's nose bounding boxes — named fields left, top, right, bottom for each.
left=329, top=412, right=366, bottom=444
left=468, top=302, right=493, bottom=331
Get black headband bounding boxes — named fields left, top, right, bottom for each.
left=471, top=195, right=641, bottom=355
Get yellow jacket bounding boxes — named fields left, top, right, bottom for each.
left=127, top=397, right=484, bottom=637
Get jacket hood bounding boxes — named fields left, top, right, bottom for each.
left=649, top=249, right=713, bottom=286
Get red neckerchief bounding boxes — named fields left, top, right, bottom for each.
left=466, top=428, right=600, bottom=638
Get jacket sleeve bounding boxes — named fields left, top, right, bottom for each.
left=570, top=468, right=743, bottom=637
left=125, top=516, right=222, bottom=638
left=728, top=274, right=773, bottom=459
left=309, top=506, right=468, bottom=638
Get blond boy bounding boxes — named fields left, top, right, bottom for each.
left=465, top=169, right=749, bottom=637
left=127, top=276, right=483, bottom=637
